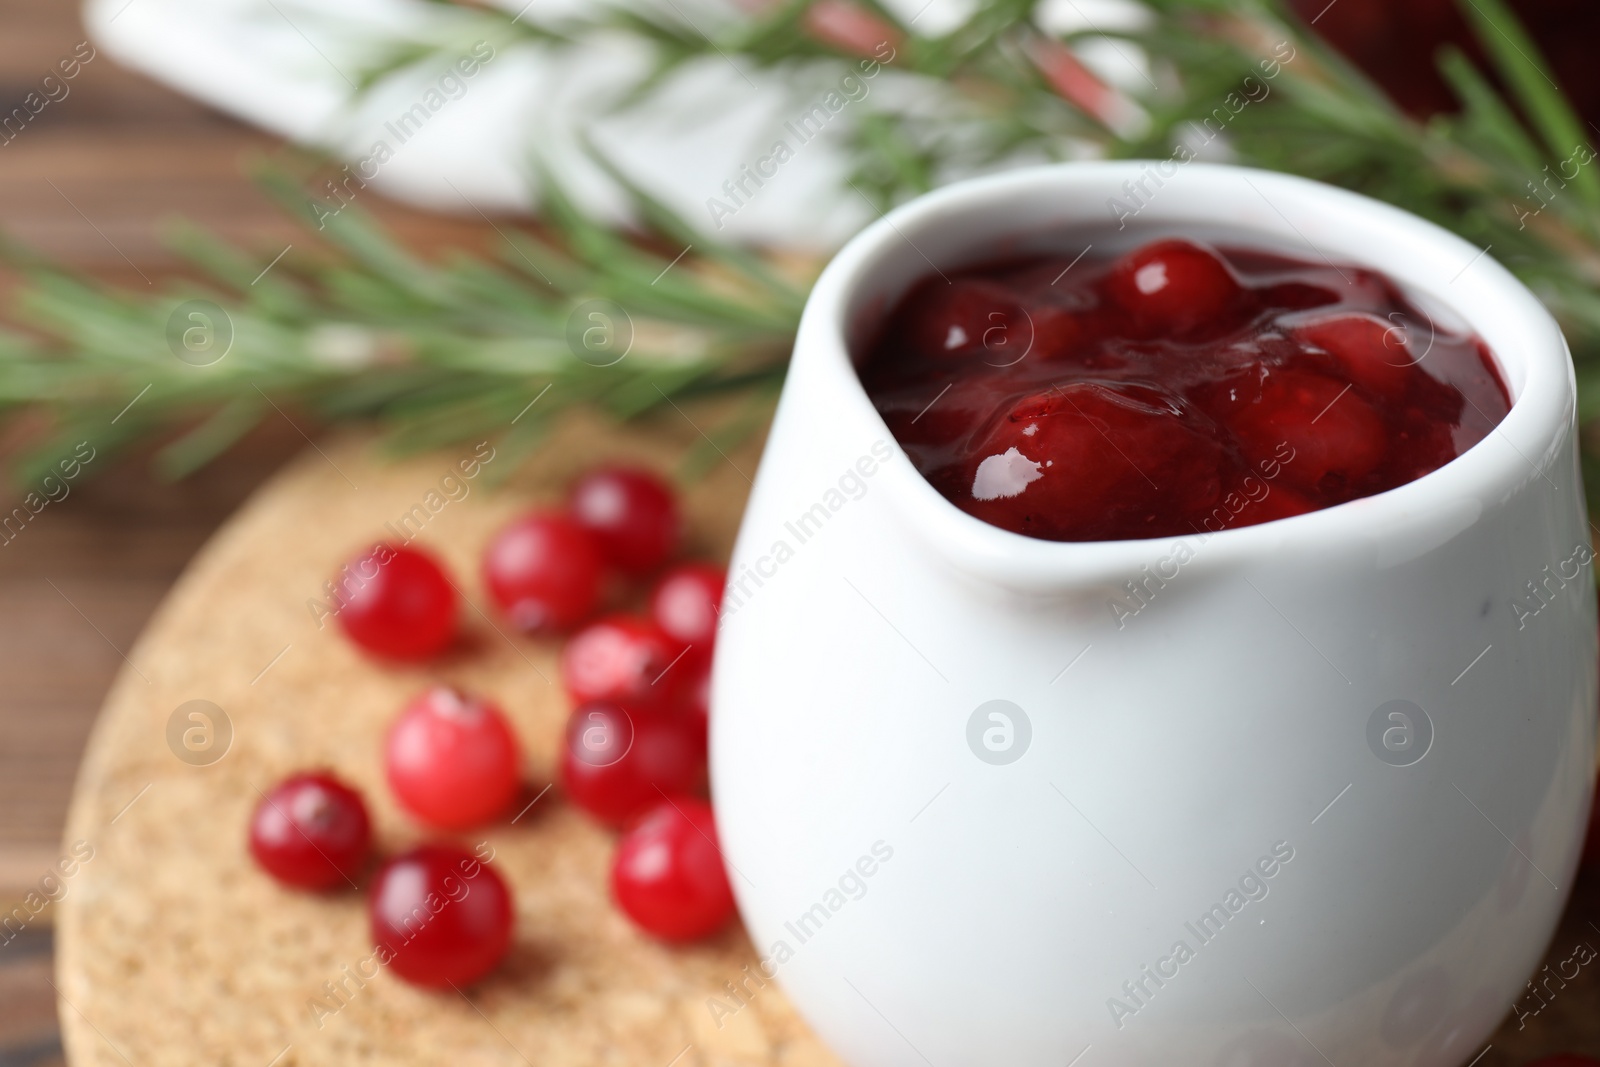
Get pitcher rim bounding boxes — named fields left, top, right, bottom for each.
left=795, top=161, right=1575, bottom=587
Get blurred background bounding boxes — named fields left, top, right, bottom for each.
left=0, top=3, right=508, bottom=1061
left=3, top=0, right=1600, bottom=1063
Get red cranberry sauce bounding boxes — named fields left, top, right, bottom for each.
left=858, top=236, right=1510, bottom=542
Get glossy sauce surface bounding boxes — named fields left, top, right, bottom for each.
left=859, top=237, right=1511, bottom=542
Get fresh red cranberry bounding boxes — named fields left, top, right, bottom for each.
left=369, top=844, right=513, bottom=988
left=249, top=773, right=372, bottom=891
left=956, top=383, right=1223, bottom=541
left=336, top=544, right=458, bottom=659
left=1106, top=238, right=1241, bottom=335
left=560, top=701, right=703, bottom=826
left=385, top=687, right=521, bottom=830
left=568, top=466, right=680, bottom=575
left=611, top=797, right=735, bottom=941
left=483, top=511, right=603, bottom=632
left=1294, top=312, right=1418, bottom=401
left=650, top=563, right=725, bottom=659
left=1218, top=364, right=1388, bottom=495
left=562, top=615, right=687, bottom=714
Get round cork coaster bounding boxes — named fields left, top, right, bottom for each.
left=55, top=415, right=840, bottom=1067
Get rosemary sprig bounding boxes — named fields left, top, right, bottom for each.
left=0, top=161, right=803, bottom=486
left=2, top=0, right=1598, bottom=495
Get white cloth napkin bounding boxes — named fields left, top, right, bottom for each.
left=84, top=0, right=1144, bottom=249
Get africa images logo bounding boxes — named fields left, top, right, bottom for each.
left=966, top=700, right=1031, bottom=765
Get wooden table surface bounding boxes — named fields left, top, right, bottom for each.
left=0, top=0, right=505, bottom=879
left=0, top=2, right=507, bottom=1063
left=2, top=2, right=1600, bottom=1065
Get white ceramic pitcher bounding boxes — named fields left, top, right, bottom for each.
left=710, top=162, right=1598, bottom=1067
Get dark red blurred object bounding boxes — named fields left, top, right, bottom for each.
left=336, top=544, right=458, bottom=661
left=482, top=511, right=604, bottom=633
left=1289, top=0, right=1600, bottom=125
left=567, top=466, right=681, bottom=576
left=249, top=772, right=372, bottom=891
left=384, top=686, right=522, bottom=830
left=369, top=844, right=513, bottom=988
left=611, top=797, right=736, bottom=941
left=560, top=700, right=705, bottom=826
left=562, top=615, right=688, bottom=715
left=649, top=562, right=726, bottom=662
